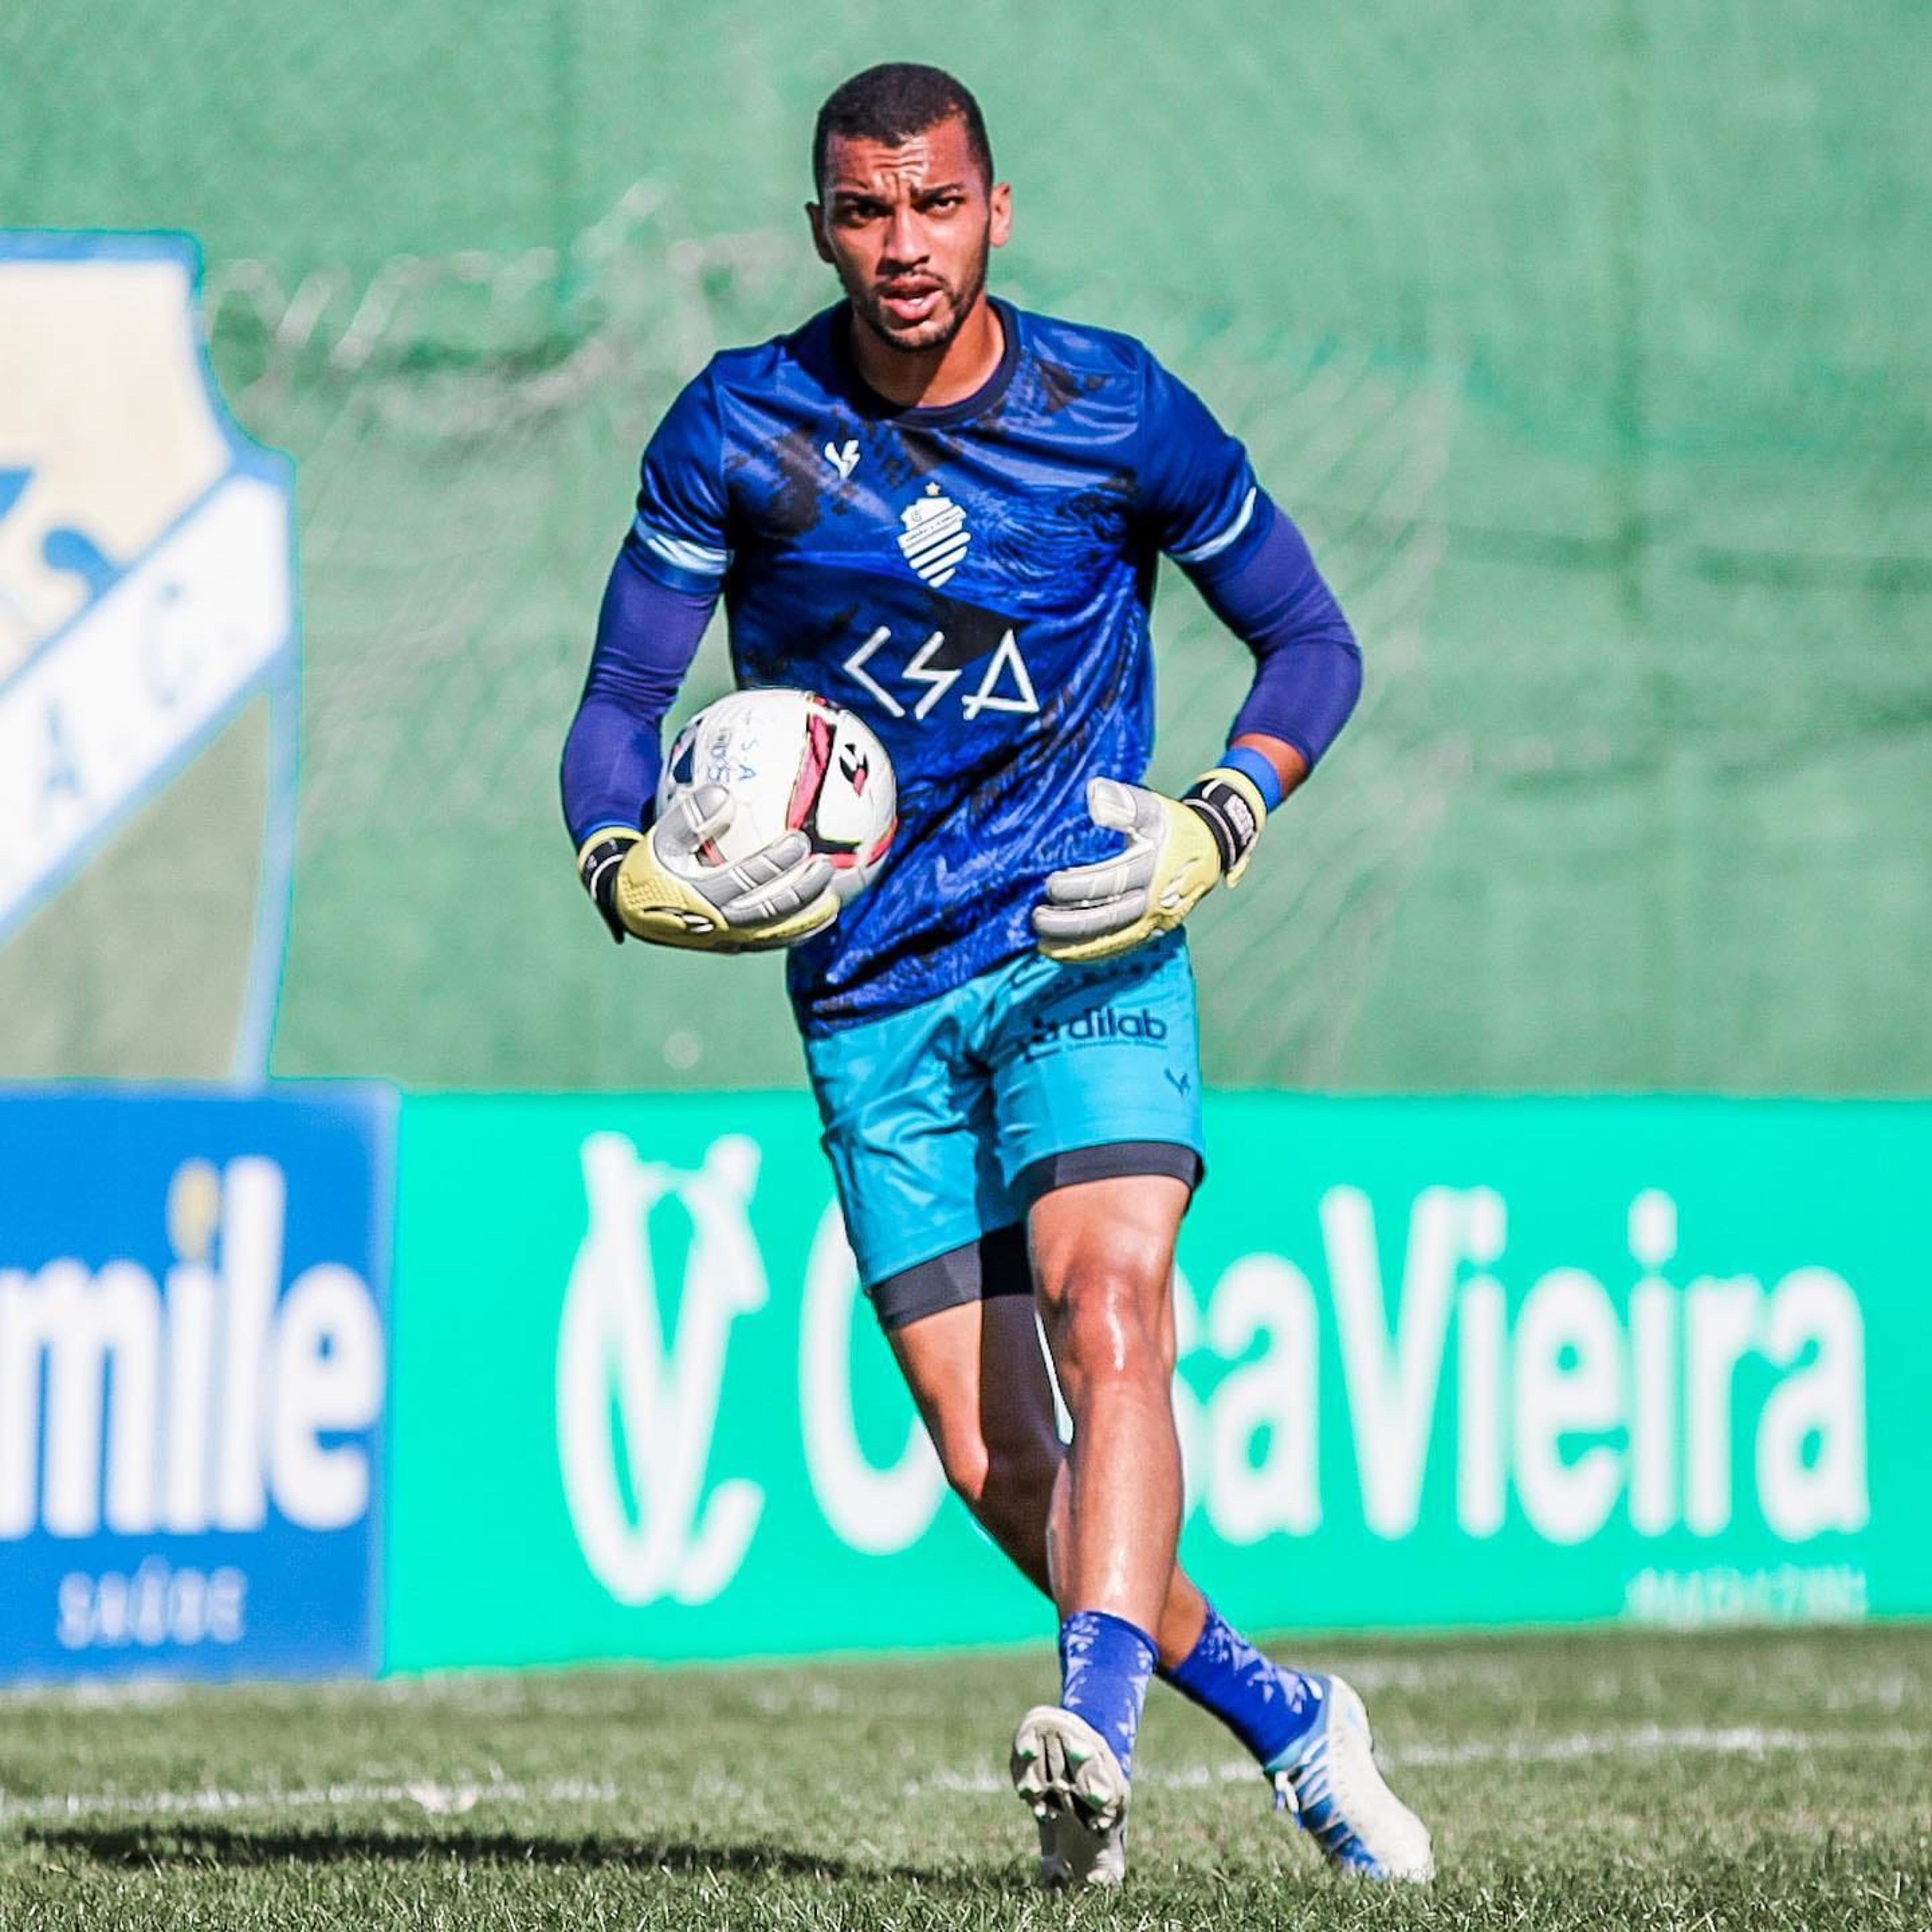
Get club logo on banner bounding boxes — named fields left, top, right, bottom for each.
left=556, top=1132, right=941, bottom=1607
left=557, top=1133, right=769, bottom=1607
left=0, top=1089, right=393, bottom=1681
left=0, top=232, right=297, bottom=1076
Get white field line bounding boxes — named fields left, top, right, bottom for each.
left=0, top=1777, right=618, bottom=1827
left=4, top=1659, right=1925, bottom=1717
left=1394, top=1724, right=1931, bottom=1769
left=4, top=1727, right=1925, bottom=1827
left=905, top=1726, right=1932, bottom=1798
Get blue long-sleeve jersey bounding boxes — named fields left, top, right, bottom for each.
left=562, top=297, right=1359, bottom=1034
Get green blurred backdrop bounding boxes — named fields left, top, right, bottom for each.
left=3, top=0, right=1927, bottom=1090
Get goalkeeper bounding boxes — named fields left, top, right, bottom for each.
left=561, top=61, right=1431, bottom=1889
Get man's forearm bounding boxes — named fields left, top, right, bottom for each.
left=559, top=536, right=716, bottom=847
left=1190, top=498, right=1362, bottom=779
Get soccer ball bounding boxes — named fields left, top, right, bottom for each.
left=656, top=688, right=896, bottom=905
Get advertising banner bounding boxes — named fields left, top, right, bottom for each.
left=0, top=1086, right=394, bottom=1680
left=385, top=1094, right=1931, bottom=1670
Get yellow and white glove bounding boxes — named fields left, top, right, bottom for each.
left=577, top=783, right=840, bottom=952
left=1032, top=767, right=1267, bottom=964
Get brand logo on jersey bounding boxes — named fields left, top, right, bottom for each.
left=844, top=622, right=1038, bottom=724
left=897, top=482, right=971, bottom=588
left=1025, top=1005, right=1171, bottom=1056
left=823, top=438, right=860, bottom=480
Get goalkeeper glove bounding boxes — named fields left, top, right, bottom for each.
left=577, top=784, right=840, bottom=952
left=1032, top=766, right=1266, bottom=964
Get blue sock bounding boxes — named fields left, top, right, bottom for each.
left=1162, top=1603, right=1321, bottom=1767
left=1059, top=1609, right=1157, bottom=1779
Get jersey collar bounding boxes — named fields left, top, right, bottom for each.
left=832, top=296, right=1021, bottom=428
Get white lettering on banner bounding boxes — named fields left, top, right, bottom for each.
left=1455, top=1190, right=1509, bottom=1539
left=271, top=1265, right=385, bottom=1529
left=1685, top=1278, right=1761, bottom=1535
left=162, top=1216, right=218, bottom=1534
left=1456, top=1274, right=1507, bottom=1538
left=1626, top=1562, right=1869, bottom=1627
left=1513, top=1268, right=1624, bottom=1544
left=1755, top=1269, right=1867, bottom=1540
left=1627, top=1190, right=1678, bottom=1536
left=1178, top=1185, right=1867, bottom=1550
left=0, top=1159, right=383, bottom=1541
left=1200, top=1256, right=1319, bottom=1541
left=1628, top=1279, right=1677, bottom=1534
left=57, top=1560, right=248, bottom=1651
left=0, top=472, right=290, bottom=928
left=0, top=1260, right=162, bottom=1535
left=799, top=1206, right=944, bottom=1554
left=214, top=1156, right=281, bottom=1532
left=556, top=1134, right=767, bottom=1606
left=1323, top=1185, right=1467, bottom=1538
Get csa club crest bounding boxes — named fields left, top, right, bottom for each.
left=897, top=481, right=971, bottom=588
left=0, top=233, right=297, bottom=1076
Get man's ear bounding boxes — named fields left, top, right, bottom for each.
left=989, top=181, right=1013, bottom=249
left=806, top=202, right=834, bottom=265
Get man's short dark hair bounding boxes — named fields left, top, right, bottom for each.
left=812, top=64, right=994, bottom=196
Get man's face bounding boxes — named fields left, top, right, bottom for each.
left=809, top=115, right=1011, bottom=357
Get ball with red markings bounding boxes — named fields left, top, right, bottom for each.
left=655, top=688, right=897, bottom=909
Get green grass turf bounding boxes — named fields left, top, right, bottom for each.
left=1, top=1626, right=1927, bottom=1929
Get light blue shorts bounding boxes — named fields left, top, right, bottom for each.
left=804, top=931, right=1205, bottom=1327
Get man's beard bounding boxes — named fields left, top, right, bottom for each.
left=851, top=241, right=989, bottom=357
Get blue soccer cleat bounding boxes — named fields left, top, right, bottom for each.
left=1266, top=1673, right=1434, bottom=1881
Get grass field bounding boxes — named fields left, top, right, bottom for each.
left=1, top=1626, right=1927, bottom=1929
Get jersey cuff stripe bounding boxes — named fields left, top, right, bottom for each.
left=1170, top=485, right=1258, bottom=566
left=632, top=513, right=730, bottom=577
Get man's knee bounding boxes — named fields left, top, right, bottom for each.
left=1037, top=1252, right=1174, bottom=1391
left=1029, top=1176, right=1185, bottom=1387
left=934, top=1421, right=1059, bottom=1510
left=926, top=1418, right=992, bottom=1506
